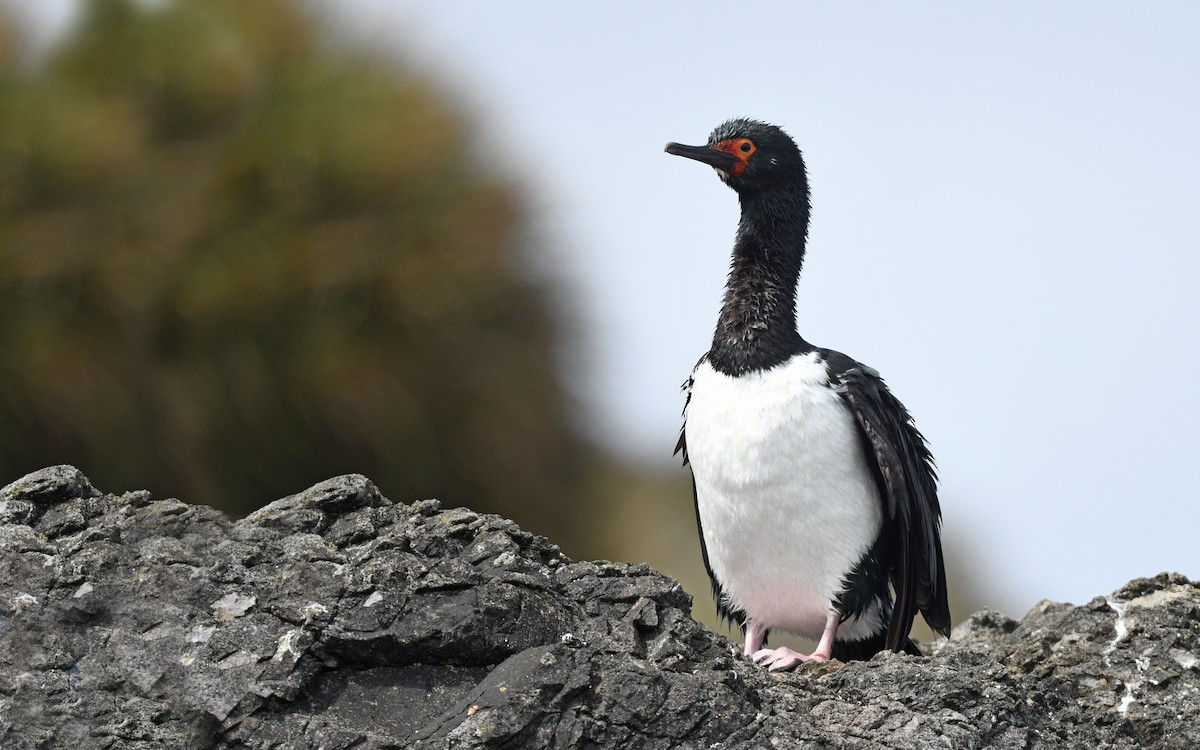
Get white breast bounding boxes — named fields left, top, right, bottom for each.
left=684, top=352, right=883, bottom=639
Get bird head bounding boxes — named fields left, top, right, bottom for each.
left=665, top=118, right=807, bottom=195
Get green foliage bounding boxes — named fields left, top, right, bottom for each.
left=0, top=0, right=588, bottom=536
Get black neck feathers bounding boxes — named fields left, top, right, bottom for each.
left=708, top=187, right=811, bottom=376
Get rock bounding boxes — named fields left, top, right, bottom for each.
left=0, top=465, right=1196, bottom=749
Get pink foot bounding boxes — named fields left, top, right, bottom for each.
left=743, top=621, right=768, bottom=656
left=751, top=646, right=830, bottom=671
left=746, top=611, right=840, bottom=671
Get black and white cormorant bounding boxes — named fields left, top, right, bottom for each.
left=665, top=118, right=951, bottom=669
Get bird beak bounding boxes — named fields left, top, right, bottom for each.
left=665, top=142, right=740, bottom=172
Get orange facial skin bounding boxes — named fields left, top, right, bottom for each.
left=713, top=138, right=756, bottom=176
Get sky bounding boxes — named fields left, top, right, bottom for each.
left=11, top=1, right=1200, bottom=619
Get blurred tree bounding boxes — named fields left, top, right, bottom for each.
left=0, top=0, right=589, bottom=543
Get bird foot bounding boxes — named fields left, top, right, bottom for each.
left=751, top=646, right=830, bottom=671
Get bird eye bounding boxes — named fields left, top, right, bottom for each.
left=714, top=138, right=756, bottom=162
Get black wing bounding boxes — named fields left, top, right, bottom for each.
left=822, top=349, right=951, bottom=650
left=675, top=357, right=745, bottom=628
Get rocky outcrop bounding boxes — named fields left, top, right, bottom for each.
left=0, top=466, right=1196, bottom=749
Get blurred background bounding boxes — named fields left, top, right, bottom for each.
left=1, top=0, right=1197, bottom=647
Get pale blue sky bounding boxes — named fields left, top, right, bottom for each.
left=11, top=1, right=1200, bottom=617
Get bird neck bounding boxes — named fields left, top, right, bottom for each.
left=709, top=189, right=810, bottom=376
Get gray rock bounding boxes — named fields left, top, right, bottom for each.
left=0, top=465, right=1196, bottom=749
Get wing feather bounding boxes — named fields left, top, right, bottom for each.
left=824, top=351, right=951, bottom=649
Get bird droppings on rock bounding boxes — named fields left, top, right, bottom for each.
left=211, top=593, right=258, bottom=620
left=0, top=465, right=1197, bottom=749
